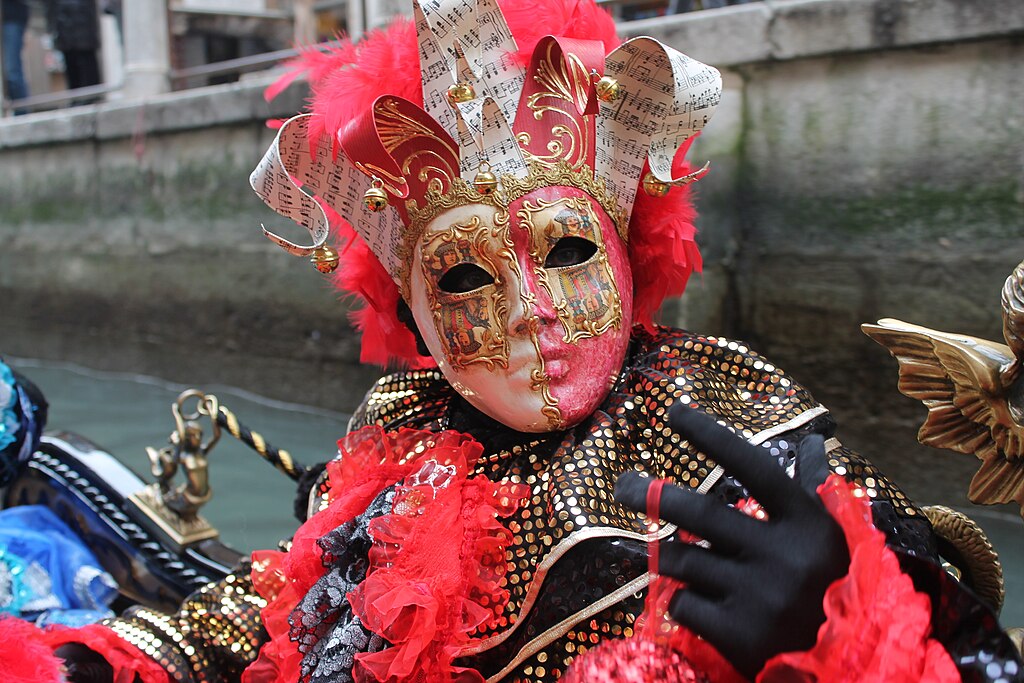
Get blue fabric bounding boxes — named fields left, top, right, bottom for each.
left=0, top=506, right=117, bottom=625
left=0, top=361, right=19, bottom=452
left=0, top=360, right=44, bottom=486
left=2, top=14, right=29, bottom=103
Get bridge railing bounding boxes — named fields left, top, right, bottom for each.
left=1, top=0, right=747, bottom=116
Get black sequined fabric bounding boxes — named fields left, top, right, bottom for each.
left=110, top=325, right=1021, bottom=682
left=291, top=488, right=393, bottom=683
left=344, top=325, right=951, bottom=679
left=899, top=552, right=1023, bottom=682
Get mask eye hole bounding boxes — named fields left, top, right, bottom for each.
left=438, top=263, right=495, bottom=294
left=544, top=236, right=598, bottom=269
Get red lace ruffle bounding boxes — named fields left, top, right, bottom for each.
left=246, top=426, right=526, bottom=683
left=757, top=475, right=959, bottom=682
left=351, top=457, right=527, bottom=682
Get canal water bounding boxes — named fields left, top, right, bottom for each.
left=9, top=357, right=350, bottom=552
left=7, top=358, right=1024, bottom=628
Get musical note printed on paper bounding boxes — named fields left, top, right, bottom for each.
left=249, top=114, right=408, bottom=280
left=596, top=37, right=722, bottom=221
left=416, top=0, right=525, bottom=143
left=455, top=96, right=529, bottom=180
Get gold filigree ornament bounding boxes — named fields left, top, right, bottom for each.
left=421, top=214, right=511, bottom=371
left=520, top=43, right=592, bottom=169
left=516, top=195, right=622, bottom=344
left=504, top=159, right=628, bottom=242
left=863, top=258, right=1024, bottom=517
left=400, top=177, right=507, bottom=296
left=363, top=177, right=389, bottom=212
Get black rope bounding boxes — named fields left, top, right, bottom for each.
left=213, top=406, right=306, bottom=481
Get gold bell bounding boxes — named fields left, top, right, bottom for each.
left=363, top=178, right=388, bottom=212
left=446, top=82, right=476, bottom=107
left=594, top=75, right=620, bottom=103
left=310, top=245, right=340, bottom=274
left=642, top=173, right=671, bottom=198
left=473, top=162, right=498, bottom=195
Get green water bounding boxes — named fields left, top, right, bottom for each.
left=8, top=358, right=351, bottom=553
left=7, top=358, right=1024, bottom=628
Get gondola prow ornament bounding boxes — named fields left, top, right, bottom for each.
left=130, top=390, right=221, bottom=548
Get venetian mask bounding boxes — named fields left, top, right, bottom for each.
left=407, top=186, right=633, bottom=433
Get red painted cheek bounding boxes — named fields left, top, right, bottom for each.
left=549, top=326, right=631, bottom=423
left=548, top=229, right=633, bottom=425
left=506, top=186, right=635, bottom=429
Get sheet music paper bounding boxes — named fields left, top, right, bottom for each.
left=249, top=114, right=407, bottom=280
left=455, top=96, right=529, bottom=181
left=417, top=2, right=460, bottom=143
left=596, top=38, right=721, bottom=221
left=416, top=0, right=525, bottom=145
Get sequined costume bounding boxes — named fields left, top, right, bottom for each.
left=33, top=0, right=1023, bottom=675
left=90, top=326, right=1021, bottom=682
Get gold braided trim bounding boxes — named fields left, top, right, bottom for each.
left=922, top=505, right=1004, bottom=613
left=222, top=408, right=241, bottom=439
left=502, top=158, right=627, bottom=241
left=220, top=405, right=299, bottom=478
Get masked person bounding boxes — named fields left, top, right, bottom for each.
left=41, top=0, right=1023, bottom=681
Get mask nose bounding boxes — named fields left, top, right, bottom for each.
left=508, top=266, right=557, bottom=338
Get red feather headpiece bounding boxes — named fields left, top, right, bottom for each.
left=252, top=0, right=719, bottom=367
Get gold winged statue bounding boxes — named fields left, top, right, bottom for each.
left=863, top=259, right=1024, bottom=517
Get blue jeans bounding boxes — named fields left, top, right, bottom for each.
left=3, top=18, right=29, bottom=105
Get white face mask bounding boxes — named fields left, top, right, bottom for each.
left=408, top=187, right=633, bottom=433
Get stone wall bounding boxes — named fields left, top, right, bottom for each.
left=0, top=81, right=385, bottom=409
left=1, top=0, right=1022, bottom=503
left=628, top=0, right=1024, bottom=503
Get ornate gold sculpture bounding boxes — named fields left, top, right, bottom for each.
left=862, top=259, right=1024, bottom=516
left=129, top=390, right=221, bottom=548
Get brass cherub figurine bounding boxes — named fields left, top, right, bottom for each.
left=863, top=259, right=1024, bottom=516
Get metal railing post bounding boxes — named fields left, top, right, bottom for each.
left=123, top=0, right=171, bottom=98
left=294, top=0, right=318, bottom=45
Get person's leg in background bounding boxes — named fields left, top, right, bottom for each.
left=2, top=15, right=29, bottom=113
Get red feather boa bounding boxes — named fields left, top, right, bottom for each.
left=245, top=426, right=528, bottom=683
left=0, top=617, right=170, bottom=683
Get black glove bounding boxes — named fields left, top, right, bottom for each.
left=615, top=405, right=850, bottom=679
left=54, top=643, right=114, bottom=683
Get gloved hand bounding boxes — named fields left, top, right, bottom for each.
left=615, top=405, right=850, bottom=679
